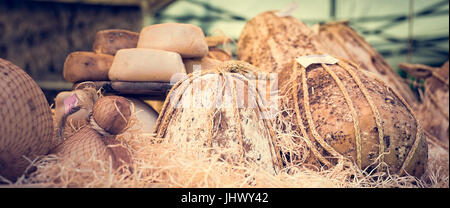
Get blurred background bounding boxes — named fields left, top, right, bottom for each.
left=0, top=0, right=448, bottom=103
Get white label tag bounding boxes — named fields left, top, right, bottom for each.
left=295, top=54, right=339, bottom=68
left=274, top=1, right=299, bottom=17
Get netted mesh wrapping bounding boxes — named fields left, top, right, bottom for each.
left=0, top=58, right=54, bottom=181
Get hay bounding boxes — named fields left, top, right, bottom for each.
left=2, top=93, right=446, bottom=188
left=5, top=125, right=445, bottom=188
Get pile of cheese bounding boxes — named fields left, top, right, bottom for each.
left=58, top=23, right=232, bottom=135
left=63, top=23, right=231, bottom=84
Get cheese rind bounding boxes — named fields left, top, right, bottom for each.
left=137, top=23, right=208, bottom=58
left=108, top=48, right=186, bottom=82
left=93, top=29, right=139, bottom=55
left=63, top=52, right=113, bottom=83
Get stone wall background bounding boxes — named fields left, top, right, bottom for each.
left=0, top=0, right=141, bottom=82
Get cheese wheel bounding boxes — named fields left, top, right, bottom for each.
left=93, top=29, right=139, bottom=55
left=63, top=52, right=113, bottom=83
left=108, top=48, right=186, bottom=82
left=183, top=57, right=222, bottom=74
left=137, top=23, right=208, bottom=58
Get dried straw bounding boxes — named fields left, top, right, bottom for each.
left=4, top=112, right=446, bottom=188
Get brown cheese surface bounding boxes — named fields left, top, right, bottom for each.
left=93, top=29, right=139, bottom=55
left=63, top=51, right=113, bottom=83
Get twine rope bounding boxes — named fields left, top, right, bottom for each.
left=290, top=53, right=422, bottom=174
left=321, top=63, right=362, bottom=168
left=338, top=61, right=385, bottom=167
left=299, top=64, right=344, bottom=162
left=292, top=61, right=332, bottom=167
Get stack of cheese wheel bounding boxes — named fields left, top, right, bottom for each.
left=63, top=29, right=139, bottom=84
left=128, top=23, right=223, bottom=75
left=60, top=23, right=222, bottom=135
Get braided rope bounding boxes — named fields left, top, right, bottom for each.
left=361, top=67, right=424, bottom=175
left=153, top=73, right=194, bottom=137
left=290, top=53, right=423, bottom=174
left=389, top=86, right=424, bottom=175
left=300, top=64, right=344, bottom=161
left=321, top=63, right=362, bottom=168
left=338, top=61, right=385, bottom=167
left=154, top=70, right=215, bottom=137
left=291, top=62, right=332, bottom=167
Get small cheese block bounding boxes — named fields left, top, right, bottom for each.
left=108, top=48, right=186, bottom=82
left=183, top=57, right=222, bottom=74
left=137, top=23, right=209, bottom=58
left=63, top=52, right=113, bottom=83
left=93, top=29, right=139, bottom=55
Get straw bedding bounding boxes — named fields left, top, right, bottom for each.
left=3, top=125, right=447, bottom=188
left=1, top=65, right=447, bottom=188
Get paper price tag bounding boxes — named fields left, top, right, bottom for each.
left=295, top=54, right=339, bottom=68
